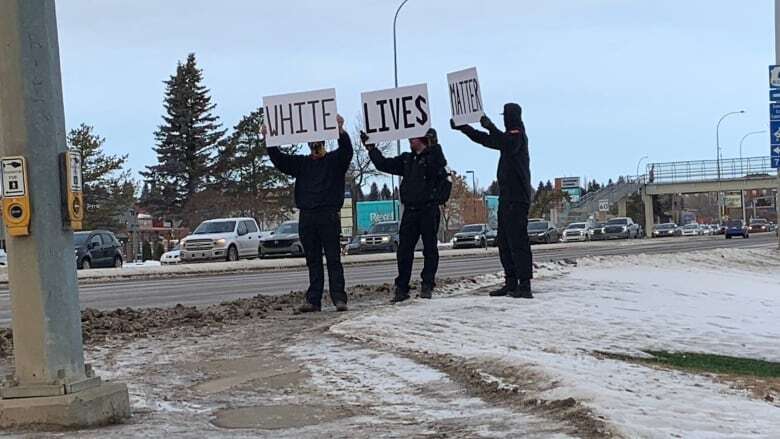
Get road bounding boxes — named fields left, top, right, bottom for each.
left=0, top=234, right=775, bottom=326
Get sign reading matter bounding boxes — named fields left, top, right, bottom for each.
left=361, top=83, right=430, bottom=143
left=447, top=67, right=484, bottom=126
left=1, top=157, right=26, bottom=197
left=262, top=88, right=339, bottom=147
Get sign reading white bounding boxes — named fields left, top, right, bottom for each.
left=361, top=83, right=430, bottom=144
left=447, top=67, right=484, bottom=126
left=262, top=88, right=339, bottom=147
left=1, top=157, right=26, bottom=197
left=68, top=151, right=83, bottom=193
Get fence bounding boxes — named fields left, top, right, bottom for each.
left=645, top=156, right=775, bottom=184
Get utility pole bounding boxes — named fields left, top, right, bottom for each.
left=0, top=0, right=129, bottom=428
left=776, top=0, right=780, bottom=248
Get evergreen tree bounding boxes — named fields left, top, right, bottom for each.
left=380, top=183, right=392, bottom=200
left=67, top=124, right=136, bottom=230
left=486, top=180, right=500, bottom=196
left=211, top=108, right=294, bottom=227
left=544, top=180, right=554, bottom=192
left=368, top=182, right=380, bottom=201
left=141, top=53, right=226, bottom=223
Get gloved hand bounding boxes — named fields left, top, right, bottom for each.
left=425, top=128, right=438, bottom=145
left=480, top=115, right=492, bottom=130
left=450, top=118, right=464, bottom=131
left=360, top=131, right=375, bottom=149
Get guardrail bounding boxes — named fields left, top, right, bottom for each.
left=644, top=156, right=775, bottom=184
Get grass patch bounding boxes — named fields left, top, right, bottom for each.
left=597, top=350, right=780, bottom=378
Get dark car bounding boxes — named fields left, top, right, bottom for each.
left=452, top=224, right=491, bottom=249
left=652, top=223, right=681, bottom=238
left=528, top=221, right=560, bottom=244
left=485, top=228, right=498, bottom=247
left=748, top=218, right=770, bottom=233
left=348, top=221, right=400, bottom=254
left=590, top=223, right=606, bottom=241
left=259, top=221, right=303, bottom=258
left=74, top=231, right=123, bottom=269
left=725, top=220, right=749, bottom=239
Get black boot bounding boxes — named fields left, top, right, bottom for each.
left=419, top=284, right=433, bottom=299
left=390, top=287, right=411, bottom=304
left=297, top=302, right=322, bottom=313
left=334, top=301, right=348, bottom=312
left=510, top=279, right=533, bottom=299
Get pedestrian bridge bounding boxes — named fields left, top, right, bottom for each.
left=640, top=156, right=779, bottom=237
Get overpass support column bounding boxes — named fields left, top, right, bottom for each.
left=643, top=193, right=654, bottom=238
left=618, top=199, right=628, bottom=217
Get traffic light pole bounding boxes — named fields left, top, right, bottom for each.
left=0, top=0, right=129, bottom=428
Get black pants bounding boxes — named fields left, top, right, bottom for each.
left=395, top=204, right=440, bottom=293
left=299, top=209, right=346, bottom=307
left=497, top=200, right=533, bottom=287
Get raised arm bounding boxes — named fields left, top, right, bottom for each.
left=368, top=148, right=405, bottom=176
left=267, top=147, right=303, bottom=177
left=335, top=115, right=353, bottom=171
left=451, top=117, right=503, bottom=151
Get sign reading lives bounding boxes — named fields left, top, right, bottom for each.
left=361, top=83, right=431, bottom=144
left=447, top=67, right=484, bottom=126
left=262, top=88, right=339, bottom=147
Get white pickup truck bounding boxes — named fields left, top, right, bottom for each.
left=180, top=217, right=262, bottom=262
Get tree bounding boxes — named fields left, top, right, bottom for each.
left=486, top=180, right=500, bottom=196
left=544, top=180, right=554, bottom=192
left=367, top=182, right=380, bottom=201
left=211, top=108, right=295, bottom=228
left=141, top=53, right=226, bottom=224
left=530, top=189, right=570, bottom=219
left=67, top=124, right=137, bottom=230
left=345, top=116, right=392, bottom=235
left=380, top=183, right=392, bottom=200
left=441, top=172, right=469, bottom=240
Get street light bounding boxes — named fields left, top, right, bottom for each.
left=466, top=170, right=477, bottom=196
left=716, top=110, right=745, bottom=180
left=391, top=0, right=411, bottom=221
left=636, top=155, right=649, bottom=182
left=739, top=130, right=766, bottom=160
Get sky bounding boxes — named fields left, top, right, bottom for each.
left=55, top=0, right=775, bottom=191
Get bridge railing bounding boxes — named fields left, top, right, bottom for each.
left=644, top=156, right=775, bottom=184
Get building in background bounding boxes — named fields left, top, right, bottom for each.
left=555, top=177, right=582, bottom=203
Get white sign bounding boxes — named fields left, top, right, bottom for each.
left=771, top=65, right=780, bottom=88
left=1, top=157, right=26, bottom=198
left=68, top=151, right=83, bottom=192
left=447, top=67, right=484, bottom=126
left=262, top=88, right=339, bottom=147
left=598, top=199, right=610, bottom=212
left=361, top=83, right=431, bottom=144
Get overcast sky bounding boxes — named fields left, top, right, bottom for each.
left=56, top=0, right=774, bottom=190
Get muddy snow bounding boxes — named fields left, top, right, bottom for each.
left=0, top=248, right=777, bottom=438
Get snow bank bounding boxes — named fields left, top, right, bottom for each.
left=329, top=248, right=780, bottom=438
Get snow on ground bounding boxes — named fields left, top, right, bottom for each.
left=328, top=248, right=780, bottom=438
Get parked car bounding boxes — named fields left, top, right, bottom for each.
left=528, top=220, right=560, bottom=244
left=652, top=223, right=680, bottom=238
left=485, top=228, right=498, bottom=247
left=590, top=223, right=607, bottom=241
left=562, top=222, right=592, bottom=242
left=160, top=245, right=181, bottom=265
left=452, top=224, right=491, bottom=249
left=680, top=223, right=703, bottom=237
left=600, top=217, right=640, bottom=239
left=349, top=221, right=400, bottom=254
left=749, top=218, right=771, bottom=233
left=259, top=221, right=303, bottom=258
left=0, top=249, right=7, bottom=266
left=74, top=230, right=124, bottom=269
left=181, top=218, right=263, bottom=262
left=725, top=219, right=749, bottom=239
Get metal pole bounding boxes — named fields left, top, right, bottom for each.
left=739, top=130, right=766, bottom=161
left=392, top=0, right=410, bottom=222
left=636, top=155, right=648, bottom=182
left=715, top=110, right=745, bottom=219
left=776, top=0, right=780, bottom=248
left=0, top=0, right=128, bottom=425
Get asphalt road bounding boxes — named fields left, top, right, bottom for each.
left=0, top=234, right=776, bottom=326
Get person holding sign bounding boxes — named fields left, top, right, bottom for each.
left=360, top=128, right=450, bottom=303
left=451, top=103, right=533, bottom=299
left=263, top=114, right=353, bottom=313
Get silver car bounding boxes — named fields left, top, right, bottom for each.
left=600, top=217, right=640, bottom=239
left=562, top=222, right=592, bottom=242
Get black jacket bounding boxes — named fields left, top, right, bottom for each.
left=369, top=143, right=448, bottom=208
left=458, top=103, right=531, bottom=204
left=268, top=131, right=353, bottom=212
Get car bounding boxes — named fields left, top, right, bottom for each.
left=652, top=223, right=681, bottom=238
left=527, top=220, right=560, bottom=244
left=181, top=217, right=263, bottom=262
left=452, top=224, right=492, bottom=249
left=724, top=219, right=749, bottom=239
left=748, top=218, right=771, bottom=233
left=0, top=249, right=7, bottom=266
left=485, top=228, right=498, bottom=247
left=680, top=223, right=703, bottom=237
left=562, top=222, right=593, bottom=242
left=74, top=230, right=124, bottom=269
left=349, top=221, right=400, bottom=254
left=259, top=221, right=303, bottom=258
left=590, top=223, right=607, bottom=240
left=600, top=217, right=641, bottom=239
left=160, top=245, right=181, bottom=265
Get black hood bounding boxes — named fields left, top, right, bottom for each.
left=503, top=103, right=524, bottom=131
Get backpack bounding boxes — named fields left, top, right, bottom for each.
left=434, top=167, right=453, bottom=205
